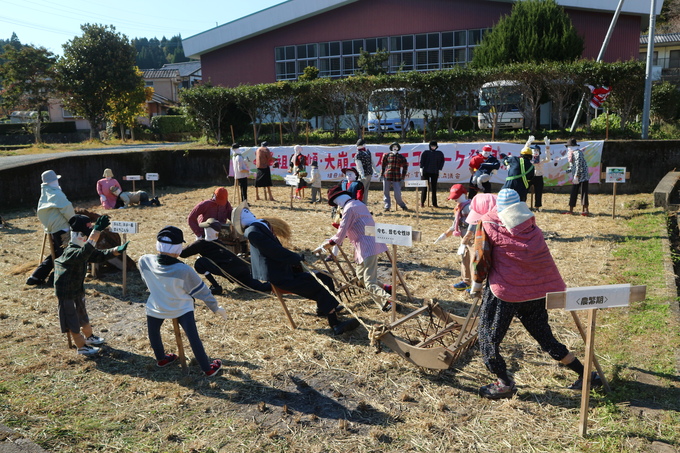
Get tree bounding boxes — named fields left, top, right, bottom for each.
left=0, top=44, right=56, bottom=143
left=472, top=0, right=584, bottom=68
left=651, top=81, right=680, bottom=124
left=270, top=81, right=309, bottom=140
left=56, top=24, right=142, bottom=140
left=107, top=68, right=153, bottom=141
left=232, top=83, right=275, bottom=144
left=180, top=83, right=234, bottom=144
left=356, top=48, right=389, bottom=76
left=340, top=75, right=377, bottom=137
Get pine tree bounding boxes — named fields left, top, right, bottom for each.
left=472, top=0, right=584, bottom=67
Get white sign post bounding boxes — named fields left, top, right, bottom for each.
left=110, top=221, right=139, bottom=297
left=146, top=173, right=159, bottom=197
left=546, top=283, right=646, bottom=437
left=405, top=179, right=428, bottom=222
left=370, top=223, right=420, bottom=320
left=284, top=175, right=298, bottom=209
left=123, top=175, right=143, bottom=192
left=602, top=167, right=628, bottom=218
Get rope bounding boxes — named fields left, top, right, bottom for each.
left=300, top=261, right=375, bottom=333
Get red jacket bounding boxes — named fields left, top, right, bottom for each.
left=472, top=204, right=565, bottom=302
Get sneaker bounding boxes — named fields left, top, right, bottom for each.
left=25, top=277, right=43, bottom=286
left=400, top=205, right=410, bottom=212
left=333, top=318, right=360, bottom=335
left=479, top=379, right=517, bottom=400
left=568, top=371, right=603, bottom=391
left=383, top=284, right=392, bottom=294
left=209, top=285, right=223, bottom=295
left=77, top=345, right=100, bottom=355
left=205, top=359, right=222, bottom=377
left=453, top=281, right=470, bottom=291
left=85, top=335, right=105, bottom=346
left=157, top=353, right=178, bottom=367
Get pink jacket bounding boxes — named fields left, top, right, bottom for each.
left=481, top=205, right=565, bottom=302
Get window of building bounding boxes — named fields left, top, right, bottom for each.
left=275, top=28, right=489, bottom=80
left=670, top=50, right=680, bottom=68
left=276, top=61, right=297, bottom=80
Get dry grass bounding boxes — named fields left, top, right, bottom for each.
left=0, top=185, right=678, bottom=453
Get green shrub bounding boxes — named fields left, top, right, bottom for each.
left=590, top=113, right=622, bottom=133
left=150, top=115, right=198, bottom=134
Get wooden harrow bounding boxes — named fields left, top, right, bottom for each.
left=310, top=246, right=481, bottom=371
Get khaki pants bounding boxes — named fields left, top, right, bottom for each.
left=356, top=254, right=389, bottom=301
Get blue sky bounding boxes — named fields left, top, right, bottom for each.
left=0, top=0, right=285, bottom=55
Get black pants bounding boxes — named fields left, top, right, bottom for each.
left=31, top=230, right=68, bottom=281
left=420, top=172, right=439, bottom=207
left=272, top=272, right=338, bottom=315
left=236, top=178, right=248, bottom=202
left=531, top=175, right=544, bottom=208
left=478, top=286, right=569, bottom=379
left=569, top=181, right=589, bottom=209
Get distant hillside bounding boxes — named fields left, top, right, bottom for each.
left=657, top=0, right=680, bottom=33
left=132, top=35, right=188, bottom=70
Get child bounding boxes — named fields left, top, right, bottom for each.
left=231, top=143, right=250, bottom=202
left=307, top=160, right=322, bottom=203
left=471, top=189, right=600, bottom=398
left=138, top=226, right=228, bottom=376
left=317, top=186, right=391, bottom=310
left=339, top=167, right=364, bottom=202
left=471, top=145, right=500, bottom=193
left=289, top=145, right=308, bottom=199
left=54, top=214, right=128, bottom=355
left=435, top=184, right=472, bottom=291
left=530, top=136, right=553, bottom=212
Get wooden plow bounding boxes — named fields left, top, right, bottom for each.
left=370, top=297, right=482, bottom=370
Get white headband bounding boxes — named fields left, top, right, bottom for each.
left=156, top=241, right=183, bottom=255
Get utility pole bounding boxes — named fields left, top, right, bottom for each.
left=641, top=0, right=657, bottom=139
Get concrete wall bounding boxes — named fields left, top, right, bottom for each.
left=0, top=148, right=231, bottom=212
left=1, top=140, right=679, bottom=212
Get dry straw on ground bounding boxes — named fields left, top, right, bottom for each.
left=0, top=184, right=676, bottom=453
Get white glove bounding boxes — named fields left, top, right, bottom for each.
left=313, top=241, right=332, bottom=255
left=543, top=136, right=550, bottom=147
left=524, top=135, right=535, bottom=149
left=215, top=307, right=228, bottom=320
left=419, top=168, right=424, bottom=177
left=433, top=233, right=447, bottom=244
left=99, top=195, right=106, bottom=202
left=572, top=175, right=579, bottom=185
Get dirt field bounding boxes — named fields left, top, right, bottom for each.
left=0, top=184, right=678, bottom=453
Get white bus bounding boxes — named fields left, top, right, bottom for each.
left=367, top=88, right=426, bottom=133
left=477, top=80, right=526, bottom=130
